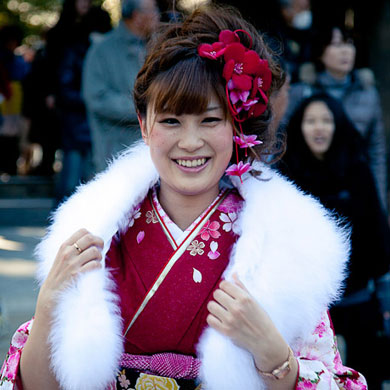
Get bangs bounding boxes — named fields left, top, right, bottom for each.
left=148, top=56, right=228, bottom=116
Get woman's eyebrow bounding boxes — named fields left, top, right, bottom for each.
left=206, top=106, right=221, bottom=112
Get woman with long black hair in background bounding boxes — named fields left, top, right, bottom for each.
left=279, top=92, right=390, bottom=389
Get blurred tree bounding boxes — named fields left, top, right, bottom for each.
left=0, top=0, right=118, bottom=45
left=0, top=0, right=61, bottom=43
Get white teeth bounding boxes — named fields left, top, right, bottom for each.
left=176, top=158, right=206, bottom=167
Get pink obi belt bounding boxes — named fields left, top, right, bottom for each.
left=116, top=352, right=202, bottom=390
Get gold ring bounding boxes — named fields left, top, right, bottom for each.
left=73, top=242, right=82, bottom=253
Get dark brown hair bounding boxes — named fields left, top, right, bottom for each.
left=133, top=3, right=286, bottom=169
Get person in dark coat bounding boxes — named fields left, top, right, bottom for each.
left=22, top=33, right=61, bottom=177
left=278, top=92, right=390, bottom=389
left=53, top=0, right=111, bottom=204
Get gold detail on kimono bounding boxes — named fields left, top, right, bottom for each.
left=135, top=373, right=179, bottom=390
left=187, top=240, right=205, bottom=256
left=146, top=210, right=158, bottom=224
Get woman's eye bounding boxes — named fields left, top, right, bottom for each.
left=160, top=118, right=179, bottom=125
left=202, top=117, right=222, bottom=123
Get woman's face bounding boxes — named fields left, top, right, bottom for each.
left=140, top=95, right=233, bottom=202
left=301, top=101, right=335, bottom=160
left=75, top=0, right=91, bottom=16
left=321, top=28, right=356, bottom=79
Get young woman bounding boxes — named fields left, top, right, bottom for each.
left=279, top=92, right=390, bottom=389
left=1, top=5, right=367, bottom=390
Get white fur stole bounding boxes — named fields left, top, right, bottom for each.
left=33, top=143, right=349, bottom=390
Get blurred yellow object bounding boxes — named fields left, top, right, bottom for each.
left=0, top=81, right=23, bottom=115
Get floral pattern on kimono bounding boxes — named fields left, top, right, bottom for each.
left=295, top=312, right=367, bottom=389
left=150, top=186, right=236, bottom=247
left=0, top=319, right=33, bottom=390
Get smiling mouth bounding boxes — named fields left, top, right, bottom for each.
left=175, top=158, right=208, bottom=168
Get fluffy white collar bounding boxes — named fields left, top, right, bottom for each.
left=34, top=141, right=349, bottom=390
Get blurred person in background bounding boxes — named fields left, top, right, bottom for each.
left=54, top=0, right=111, bottom=205
left=277, top=0, right=314, bottom=83
left=22, top=31, right=61, bottom=177
left=286, top=24, right=388, bottom=213
left=23, top=0, right=111, bottom=180
left=82, top=0, right=159, bottom=173
left=0, top=25, right=30, bottom=175
left=44, top=0, right=110, bottom=106
left=279, top=93, right=390, bottom=389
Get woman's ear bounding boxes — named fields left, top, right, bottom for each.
left=138, top=113, right=149, bottom=145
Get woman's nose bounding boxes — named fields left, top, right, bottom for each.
left=177, top=126, right=204, bottom=151
left=311, top=121, right=323, bottom=131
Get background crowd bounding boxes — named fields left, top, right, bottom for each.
left=0, top=0, right=389, bottom=388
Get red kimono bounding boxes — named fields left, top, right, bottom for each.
left=105, top=187, right=242, bottom=388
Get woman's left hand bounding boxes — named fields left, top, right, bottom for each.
left=206, top=273, right=290, bottom=373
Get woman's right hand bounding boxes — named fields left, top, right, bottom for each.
left=20, top=229, right=104, bottom=390
left=36, top=228, right=104, bottom=318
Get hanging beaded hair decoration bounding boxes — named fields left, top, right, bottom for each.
left=198, top=29, right=272, bottom=181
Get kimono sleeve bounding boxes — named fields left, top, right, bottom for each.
left=0, top=319, right=33, bottom=390
left=294, top=312, right=367, bottom=390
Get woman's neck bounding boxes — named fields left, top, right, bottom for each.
left=158, top=184, right=220, bottom=231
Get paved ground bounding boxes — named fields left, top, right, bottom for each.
left=0, top=226, right=389, bottom=389
left=0, top=226, right=45, bottom=360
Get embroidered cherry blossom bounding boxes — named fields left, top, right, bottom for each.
left=129, top=207, right=141, bottom=227
left=118, top=371, right=130, bottom=389
left=199, top=220, right=221, bottom=241
left=225, top=161, right=252, bottom=177
left=207, top=241, right=220, bottom=260
left=136, top=231, right=145, bottom=244
left=187, top=240, right=205, bottom=256
left=146, top=210, right=158, bottom=224
left=193, top=268, right=202, bottom=283
left=233, top=134, right=262, bottom=148
left=219, top=212, right=239, bottom=234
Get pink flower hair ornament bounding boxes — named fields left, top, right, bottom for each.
left=225, top=161, right=253, bottom=177
left=198, top=29, right=272, bottom=182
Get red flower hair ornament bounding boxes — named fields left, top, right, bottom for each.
left=198, top=29, right=272, bottom=181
